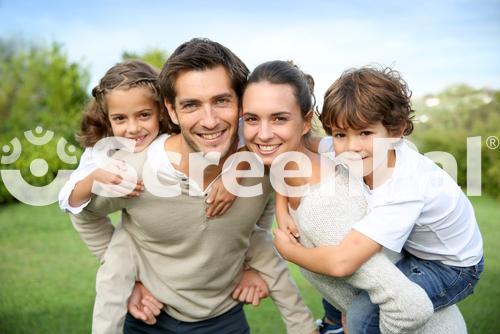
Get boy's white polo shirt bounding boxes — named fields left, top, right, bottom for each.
left=352, top=140, right=483, bottom=267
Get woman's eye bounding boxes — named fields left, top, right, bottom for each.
left=112, top=116, right=125, bottom=121
left=273, top=116, right=288, bottom=122
left=139, top=113, right=151, bottom=119
left=243, top=116, right=258, bottom=123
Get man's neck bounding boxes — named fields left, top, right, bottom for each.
left=164, top=134, right=238, bottom=189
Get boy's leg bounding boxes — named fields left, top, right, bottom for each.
left=345, top=292, right=380, bottom=334
left=396, top=253, right=484, bottom=310
left=320, top=298, right=345, bottom=333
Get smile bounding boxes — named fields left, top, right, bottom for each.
left=128, top=135, right=147, bottom=142
left=256, top=144, right=280, bottom=154
left=198, top=131, right=225, bottom=141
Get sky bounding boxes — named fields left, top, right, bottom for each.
left=1, top=0, right=499, bottom=99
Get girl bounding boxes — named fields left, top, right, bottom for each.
left=58, top=60, right=259, bottom=333
left=243, top=60, right=469, bottom=333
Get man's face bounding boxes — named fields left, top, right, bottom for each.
left=165, top=65, right=239, bottom=158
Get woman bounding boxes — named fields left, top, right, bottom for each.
left=241, top=60, right=467, bottom=334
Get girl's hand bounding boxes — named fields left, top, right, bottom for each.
left=231, top=269, right=269, bottom=306
left=90, top=160, right=144, bottom=198
left=206, top=179, right=236, bottom=218
left=273, top=228, right=301, bottom=260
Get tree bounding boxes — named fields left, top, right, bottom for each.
left=122, top=48, right=169, bottom=70
left=0, top=38, right=90, bottom=203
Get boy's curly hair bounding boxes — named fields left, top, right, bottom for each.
left=320, top=66, right=415, bottom=136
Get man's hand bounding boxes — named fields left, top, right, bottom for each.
left=273, top=228, right=302, bottom=261
left=231, top=269, right=269, bottom=306
left=128, top=281, right=164, bottom=325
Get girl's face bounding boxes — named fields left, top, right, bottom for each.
left=242, top=82, right=311, bottom=166
left=106, top=86, right=161, bottom=152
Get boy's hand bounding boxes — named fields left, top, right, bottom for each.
left=206, top=179, right=236, bottom=218
left=128, top=281, right=164, bottom=325
left=231, top=269, right=269, bottom=306
left=273, top=228, right=301, bottom=261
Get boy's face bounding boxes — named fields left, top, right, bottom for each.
left=330, top=121, right=400, bottom=183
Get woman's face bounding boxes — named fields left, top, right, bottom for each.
left=242, top=81, right=311, bottom=166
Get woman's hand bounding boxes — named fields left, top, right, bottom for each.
left=273, top=228, right=301, bottom=261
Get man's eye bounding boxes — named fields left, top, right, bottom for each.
left=216, top=98, right=229, bottom=105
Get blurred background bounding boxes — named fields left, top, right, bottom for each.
left=1, top=0, right=499, bottom=333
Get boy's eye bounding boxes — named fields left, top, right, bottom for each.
left=360, top=131, right=373, bottom=136
left=333, top=133, right=345, bottom=138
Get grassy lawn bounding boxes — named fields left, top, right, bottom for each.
left=0, top=195, right=499, bottom=333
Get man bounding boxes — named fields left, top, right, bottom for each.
left=72, top=38, right=317, bottom=334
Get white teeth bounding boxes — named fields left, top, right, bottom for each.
left=201, top=132, right=223, bottom=140
left=259, top=144, right=279, bottom=152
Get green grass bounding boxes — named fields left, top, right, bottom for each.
left=0, top=195, right=499, bottom=333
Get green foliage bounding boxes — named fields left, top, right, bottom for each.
left=410, top=85, right=500, bottom=200
left=0, top=38, right=89, bottom=204
left=122, top=48, right=169, bottom=70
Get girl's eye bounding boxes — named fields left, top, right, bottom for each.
left=360, top=131, right=373, bottom=136
left=111, top=116, right=125, bottom=122
left=139, top=112, right=151, bottom=119
left=333, top=133, right=345, bottom=138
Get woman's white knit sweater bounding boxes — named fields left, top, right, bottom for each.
left=291, top=165, right=467, bottom=334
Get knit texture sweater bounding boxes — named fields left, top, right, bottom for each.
left=291, top=165, right=467, bottom=333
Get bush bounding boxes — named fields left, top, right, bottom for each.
left=0, top=38, right=89, bottom=204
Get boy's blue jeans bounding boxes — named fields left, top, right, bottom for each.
left=323, top=253, right=484, bottom=334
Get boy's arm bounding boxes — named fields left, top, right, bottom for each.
left=274, top=228, right=381, bottom=277
left=244, top=197, right=318, bottom=334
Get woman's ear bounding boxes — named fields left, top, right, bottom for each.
left=164, top=99, right=179, bottom=125
left=302, top=111, right=314, bottom=135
